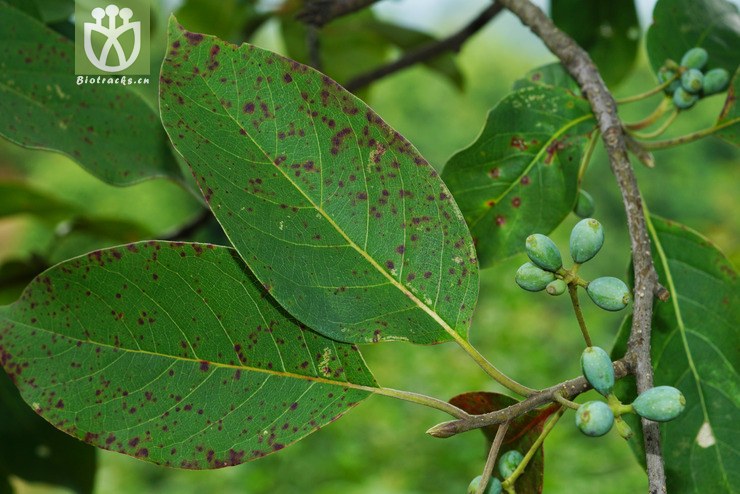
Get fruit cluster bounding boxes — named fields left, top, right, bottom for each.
left=515, top=218, right=631, bottom=312
left=512, top=219, right=687, bottom=443
left=576, top=346, right=686, bottom=438
left=467, top=449, right=524, bottom=494
left=658, top=47, right=731, bottom=109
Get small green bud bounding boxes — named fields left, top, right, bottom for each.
left=573, top=189, right=596, bottom=218
left=515, top=262, right=556, bottom=292
left=525, top=233, right=563, bottom=272
left=575, top=401, right=614, bottom=437
left=586, top=277, right=631, bottom=311
left=703, top=68, right=730, bottom=95
left=673, top=86, right=699, bottom=109
left=632, top=386, right=686, bottom=422
left=498, top=450, right=524, bottom=479
left=614, top=416, right=634, bottom=440
left=546, top=279, right=567, bottom=296
left=569, top=218, right=604, bottom=263
left=581, top=346, right=615, bottom=396
left=680, top=47, right=708, bottom=70
left=657, top=68, right=680, bottom=95
left=681, top=68, right=704, bottom=94
left=467, top=475, right=501, bottom=494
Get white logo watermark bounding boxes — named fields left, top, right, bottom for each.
left=83, top=4, right=141, bottom=73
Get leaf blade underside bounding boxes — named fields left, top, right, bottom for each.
left=0, top=2, right=181, bottom=186
left=159, top=18, right=479, bottom=345
left=0, top=242, right=377, bottom=469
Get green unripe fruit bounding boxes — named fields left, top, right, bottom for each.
left=575, top=401, right=614, bottom=437
left=586, top=277, right=631, bottom=311
left=546, top=279, right=567, bottom=296
left=680, top=47, right=708, bottom=70
left=673, top=86, right=699, bottom=109
left=681, top=68, right=704, bottom=94
left=581, top=346, right=615, bottom=396
left=574, top=189, right=595, bottom=218
left=525, top=233, right=563, bottom=272
left=632, top=386, right=686, bottom=422
left=657, top=68, right=680, bottom=95
left=515, top=262, right=556, bottom=292
left=467, top=475, right=502, bottom=494
left=498, top=450, right=524, bottom=479
left=703, top=68, right=730, bottom=95
left=569, top=218, right=604, bottom=263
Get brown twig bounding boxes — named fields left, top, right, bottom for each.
left=427, top=360, right=630, bottom=438
left=306, top=25, right=322, bottom=70
left=344, top=3, right=504, bottom=92
left=477, top=421, right=510, bottom=494
left=496, top=1, right=667, bottom=491
left=296, top=0, right=381, bottom=27
left=624, top=133, right=656, bottom=169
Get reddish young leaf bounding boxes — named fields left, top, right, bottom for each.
left=450, top=391, right=553, bottom=493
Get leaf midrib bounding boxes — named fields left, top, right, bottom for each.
left=168, top=30, right=467, bottom=344
left=467, top=113, right=594, bottom=229
left=3, top=317, right=378, bottom=394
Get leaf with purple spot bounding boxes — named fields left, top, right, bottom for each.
left=442, top=86, right=596, bottom=267
left=159, top=17, right=478, bottom=345
left=0, top=3, right=181, bottom=185
left=0, top=241, right=377, bottom=469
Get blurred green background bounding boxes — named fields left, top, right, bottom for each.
left=1, top=0, right=737, bottom=493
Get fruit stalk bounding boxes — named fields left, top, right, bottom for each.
left=630, top=109, right=678, bottom=140
left=616, top=75, right=678, bottom=104
left=501, top=407, right=565, bottom=490
left=624, top=98, right=672, bottom=131
left=568, top=284, right=593, bottom=347
left=640, top=119, right=739, bottom=149
left=476, top=421, right=510, bottom=494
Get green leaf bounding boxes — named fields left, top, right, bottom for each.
left=0, top=241, right=377, bottom=469
left=159, top=18, right=478, bottom=345
left=612, top=216, right=738, bottom=493
left=1, top=369, right=97, bottom=494
left=450, top=392, right=549, bottom=493
left=646, top=0, right=740, bottom=74
left=512, top=63, right=581, bottom=95
left=551, top=0, right=640, bottom=87
left=441, top=86, right=596, bottom=267
left=715, top=67, right=740, bottom=146
left=0, top=2, right=181, bottom=186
